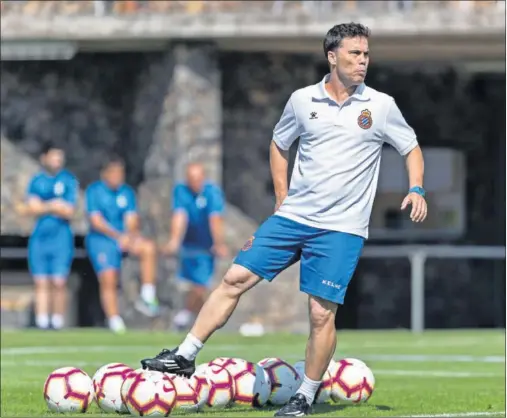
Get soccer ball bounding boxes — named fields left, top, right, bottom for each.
left=43, top=367, right=94, bottom=413
left=258, top=358, right=301, bottom=405
left=196, top=363, right=235, bottom=408
left=342, top=358, right=368, bottom=369
left=187, top=369, right=210, bottom=411
left=165, top=374, right=200, bottom=412
left=92, top=362, right=133, bottom=413
left=293, top=360, right=333, bottom=404
left=329, top=359, right=375, bottom=403
left=122, top=369, right=177, bottom=416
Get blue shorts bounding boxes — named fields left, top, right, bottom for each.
left=178, top=252, right=215, bottom=287
left=85, top=237, right=123, bottom=275
left=28, top=237, right=74, bottom=278
left=233, top=215, right=364, bottom=304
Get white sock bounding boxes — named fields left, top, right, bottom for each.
left=141, top=284, right=156, bottom=302
left=36, top=314, right=50, bottom=329
left=108, top=315, right=125, bottom=331
left=296, top=374, right=322, bottom=405
left=175, top=333, right=204, bottom=361
left=51, top=314, right=64, bottom=330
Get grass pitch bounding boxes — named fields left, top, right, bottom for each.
left=1, top=329, right=505, bottom=417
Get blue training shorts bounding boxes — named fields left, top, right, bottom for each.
left=28, top=237, right=74, bottom=278
left=233, top=215, right=364, bottom=304
left=178, top=250, right=215, bottom=287
left=85, top=237, right=123, bottom=275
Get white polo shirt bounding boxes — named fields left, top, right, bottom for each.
left=273, top=74, right=418, bottom=239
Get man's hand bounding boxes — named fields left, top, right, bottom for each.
left=161, top=239, right=180, bottom=256
left=118, top=234, right=132, bottom=252
left=212, top=243, right=230, bottom=258
left=401, top=192, right=427, bottom=223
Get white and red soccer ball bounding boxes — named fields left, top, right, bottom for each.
left=92, top=362, right=133, bottom=413
left=43, top=367, right=94, bottom=413
left=194, top=363, right=235, bottom=408
left=208, top=357, right=271, bottom=407
left=165, top=373, right=202, bottom=412
left=121, top=369, right=177, bottom=416
left=258, top=358, right=301, bottom=405
left=329, top=358, right=375, bottom=404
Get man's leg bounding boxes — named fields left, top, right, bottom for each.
left=173, top=255, right=213, bottom=331
left=275, top=229, right=364, bottom=416
left=50, top=278, right=67, bottom=330
left=28, top=242, right=51, bottom=329
left=141, top=215, right=303, bottom=376
left=88, top=242, right=126, bottom=333
left=130, top=238, right=159, bottom=317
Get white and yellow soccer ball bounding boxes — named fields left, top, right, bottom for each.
left=293, top=360, right=334, bottom=404
left=196, top=363, right=235, bottom=408
left=92, top=362, right=133, bottom=413
left=122, top=369, right=177, bottom=416
left=329, top=359, right=375, bottom=403
left=43, top=367, right=94, bottom=413
left=165, top=374, right=201, bottom=412
left=258, top=358, right=301, bottom=405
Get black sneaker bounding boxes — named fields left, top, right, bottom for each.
left=274, top=393, right=312, bottom=416
left=140, top=348, right=195, bottom=377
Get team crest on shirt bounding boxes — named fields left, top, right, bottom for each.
left=53, top=181, right=64, bottom=196
left=242, top=236, right=255, bottom=251
left=116, top=195, right=127, bottom=208
left=196, top=195, right=207, bottom=209
left=357, top=109, right=373, bottom=130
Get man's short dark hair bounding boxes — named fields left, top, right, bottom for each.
left=40, top=141, right=63, bottom=156
left=102, top=154, right=124, bottom=170
left=323, top=22, right=371, bottom=58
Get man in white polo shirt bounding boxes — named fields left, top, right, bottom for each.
left=141, top=22, right=427, bottom=416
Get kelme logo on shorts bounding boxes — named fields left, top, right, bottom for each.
left=322, top=280, right=341, bottom=289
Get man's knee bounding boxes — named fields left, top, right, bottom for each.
left=52, top=278, right=67, bottom=290
left=220, top=264, right=260, bottom=298
left=35, top=279, right=50, bottom=290
left=140, top=239, right=156, bottom=257
left=309, top=296, right=338, bottom=330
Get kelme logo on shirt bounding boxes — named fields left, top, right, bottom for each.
left=116, top=195, right=127, bottom=208
left=241, top=236, right=255, bottom=251
left=357, top=109, right=373, bottom=130
left=53, top=182, right=64, bottom=196
left=196, top=196, right=207, bottom=209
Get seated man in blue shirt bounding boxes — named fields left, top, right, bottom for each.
left=19, top=143, right=78, bottom=330
left=85, top=156, right=159, bottom=333
left=162, top=162, right=228, bottom=331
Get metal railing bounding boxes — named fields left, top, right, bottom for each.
left=1, top=244, right=505, bottom=333
left=362, top=245, right=506, bottom=333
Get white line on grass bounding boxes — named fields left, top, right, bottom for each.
left=1, top=345, right=504, bottom=363
left=0, top=360, right=503, bottom=379
left=401, top=412, right=505, bottom=417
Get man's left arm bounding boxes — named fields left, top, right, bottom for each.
left=384, top=99, right=427, bottom=223
left=209, top=186, right=228, bottom=257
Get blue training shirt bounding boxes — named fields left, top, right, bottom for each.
left=85, top=181, right=137, bottom=245
left=173, top=182, right=225, bottom=251
left=26, top=169, right=78, bottom=241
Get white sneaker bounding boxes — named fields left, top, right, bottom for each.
left=108, top=316, right=126, bottom=334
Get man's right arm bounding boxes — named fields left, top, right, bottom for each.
left=20, top=177, right=50, bottom=217
left=271, top=94, right=300, bottom=212
left=86, top=186, right=122, bottom=240
left=163, top=185, right=188, bottom=254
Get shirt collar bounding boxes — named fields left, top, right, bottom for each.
left=315, top=73, right=370, bottom=102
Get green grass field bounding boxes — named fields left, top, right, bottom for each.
left=1, top=329, right=505, bottom=417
